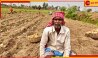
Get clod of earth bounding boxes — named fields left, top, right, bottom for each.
left=85, top=29, right=98, bottom=39
left=27, top=33, right=41, bottom=43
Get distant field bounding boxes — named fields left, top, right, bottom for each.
left=1, top=7, right=53, bottom=14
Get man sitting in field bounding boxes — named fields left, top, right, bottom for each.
left=40, top=11, right=75, bottom=58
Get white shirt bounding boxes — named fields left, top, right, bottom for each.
left=40, top=26, right=71, bottom=57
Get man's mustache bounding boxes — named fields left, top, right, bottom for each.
left=54, top=24, right=61, bottom=28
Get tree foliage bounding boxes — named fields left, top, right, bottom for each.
left=66, top=6, right=77, bottom=20
left=87, top=9, right=92, bottom=12
left=43, top=2, right=48, bottom=9
left=60, top=6, right=66, bottom=11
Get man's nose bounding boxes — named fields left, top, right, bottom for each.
left=55, top=20, right=59, bottom=22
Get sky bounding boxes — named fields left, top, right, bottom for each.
left=2, top=2, right=98, bottom=12
left=30, top=2, right=98, bottom=12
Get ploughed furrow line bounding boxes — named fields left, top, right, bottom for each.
left=0, top=14, right=38, bottom=34
left=0, top=15, right=43, bottom=54
left=18, top=14, right=47, bottom=37
left=0, top=13, right=33, bottom=23
left=15, top=15, right=51, bottom=56
left=0, top=14, right=42, bottom=42
left=7, top=15, right=47, bottom=56
left=0, top=13, right=24, bottom=24
left=0, top=13, right=34, bottom=26
left=0, top=14, right=51, bottom=56
left=17, top=14, right=50, bottom=41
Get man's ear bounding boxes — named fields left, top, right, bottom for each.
left=52, top=20, right=54, bottom=25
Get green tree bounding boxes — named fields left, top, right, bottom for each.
left=32, top=5, right=37, bottom=9
left=38, top=5, right=41, bottom=10
left=21, top=4, right=24, bottom=8
left=12, top=4, right=17, bottom=8
left=87, top=9, right=92, bottom=12
left=43, top=2, right=48, bottom=9
left=60, top=6, right=66, bottom=11
left=66, top=6, right=78, bottom=20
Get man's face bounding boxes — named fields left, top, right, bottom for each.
left=53, top=17, right=63, bottom=28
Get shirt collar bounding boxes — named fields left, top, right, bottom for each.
left=52, top=26, right=65, bottom=34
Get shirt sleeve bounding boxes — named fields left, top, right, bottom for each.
left=40, top=28, right=49, bottom=57
left=63, top=29, right=71, bottom=57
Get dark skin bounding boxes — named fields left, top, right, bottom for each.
left=53, top=16, right=63, bottom=34
left=45, top=17, right=63, bottom=58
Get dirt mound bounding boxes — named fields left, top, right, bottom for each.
left=0, top=12, right=51, bottom=57
left=85, top=29, right=98, bottom=39
left=90, top=12, right=98, bottom=21
left=27, top=33, right=41, bottom=43
left=65, top=18, right=98, bottom=54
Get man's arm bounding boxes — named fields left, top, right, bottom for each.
left=40, top=28, right=49, bottom=57
left=63, top=30, right=71, bottom=57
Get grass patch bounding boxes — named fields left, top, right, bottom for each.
left=1, top=7, right=52, bottom=14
